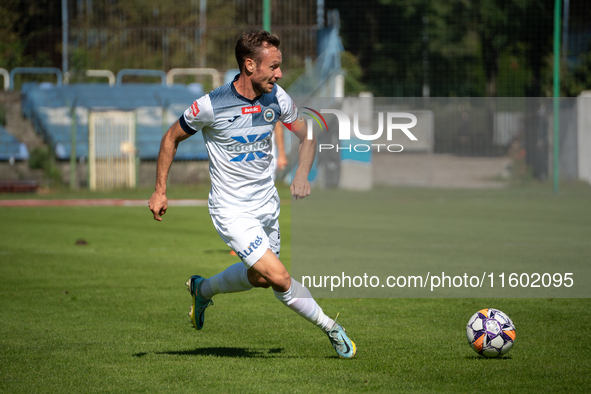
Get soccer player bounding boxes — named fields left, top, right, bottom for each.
left=148, top=31, right=356, bottom=359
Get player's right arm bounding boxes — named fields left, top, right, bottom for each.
left=149, top=120, right=190, bottom=221
left=149, top=95, right=214, bottom=221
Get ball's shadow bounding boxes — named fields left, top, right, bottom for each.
left=464, top=354, right=513, bottom=360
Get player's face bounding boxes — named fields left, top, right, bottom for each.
left=252, top=46, right=282, bottom=95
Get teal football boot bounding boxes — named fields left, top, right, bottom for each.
left=326, top=316, right=357, bottom=359
left=186, top=275, right=213, bottom=330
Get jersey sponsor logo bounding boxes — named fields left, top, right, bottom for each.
left=242, top=105, right=261, bottom=114
left=264, top=108, right=276, bottom=122
left=230, top=151, right=268, bottom=162
left=228, top=115, right=241, bottom=123
left=236, top=235, right=263, bottom=259
left=191, top=101, right=200, bottom=117
left=230, top=132, right=270, bottom=144
left=227, top=132, right=271, bottom=161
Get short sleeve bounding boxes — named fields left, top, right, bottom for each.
left=180, top=95, right=215, bottom=135
left=276, top=85, right=298, bottom=124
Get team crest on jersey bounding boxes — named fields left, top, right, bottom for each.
left=264, top=108, right=275, bottom=122
left=191, top=101, right=200, bottom=116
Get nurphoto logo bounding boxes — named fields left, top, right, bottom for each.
left=303, top=108, right=418, bottom=153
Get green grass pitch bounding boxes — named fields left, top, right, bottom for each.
left=1, top=184, right=590, bottom=393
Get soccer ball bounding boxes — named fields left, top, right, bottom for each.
left=466, top=308, right=516, bottom=358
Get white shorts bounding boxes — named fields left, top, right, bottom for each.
left=210, top=194, right=281, bottom=268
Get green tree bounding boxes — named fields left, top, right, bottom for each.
left=328, top=0, right=556, bottom=97
left=0, top=0, right=28, bottom=69
left=563, top=51, right=591, bottom=96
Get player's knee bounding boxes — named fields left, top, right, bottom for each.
left=272, top=270, right=291, bottom=291
left=252, top=268, right=290, bottom=291
left=282, top=271, right=292, bottom=286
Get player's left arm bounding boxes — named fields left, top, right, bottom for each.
left=284, top=116, right=316, bottom=199
left=273, top=122, right=288, bottom=170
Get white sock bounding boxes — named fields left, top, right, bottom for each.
left=274, top=278, right=335, bottom=332
left=200, top=263, right=253, bottom=299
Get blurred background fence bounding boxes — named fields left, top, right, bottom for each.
left=0, top=0, right=590, bottom=190
left=2, top=0, right=589, bottom=97
left=1, top=0, right=319, bottom=88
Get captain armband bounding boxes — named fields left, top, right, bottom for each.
left=282, top=114, right=305, bottom=133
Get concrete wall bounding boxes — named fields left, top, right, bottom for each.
left=57, top=160, right=210, bottom=189
left=578, top=93, right=591, bottom=184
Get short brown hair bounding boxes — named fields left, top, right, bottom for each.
left=235, top=31, right=281, bottom=71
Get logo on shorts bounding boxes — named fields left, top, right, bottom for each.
left=264, top=108, right=275, bottom=122
left=236, top=236, right=263, bottom=259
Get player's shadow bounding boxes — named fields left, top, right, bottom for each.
left=134, top=347, right=284, bottom=358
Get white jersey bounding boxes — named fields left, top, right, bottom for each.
left=180, top=78, right=298, bottom=214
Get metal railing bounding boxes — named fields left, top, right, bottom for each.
left=9, top=67, right=63, bottom=91
left=0, top=69, right=9, bottom=91
left=85, top=70, right=116, bottom=86
left=115, top=69, right=167, bottom=86
left=166, top=68, right=222, bottom=88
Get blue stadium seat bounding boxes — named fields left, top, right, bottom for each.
left=0, top=125, right=29, bottom=161
left=21, top=83, right=208, bottom=160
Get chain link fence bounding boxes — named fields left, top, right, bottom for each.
left=1, top=0, right=319, bottom=89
